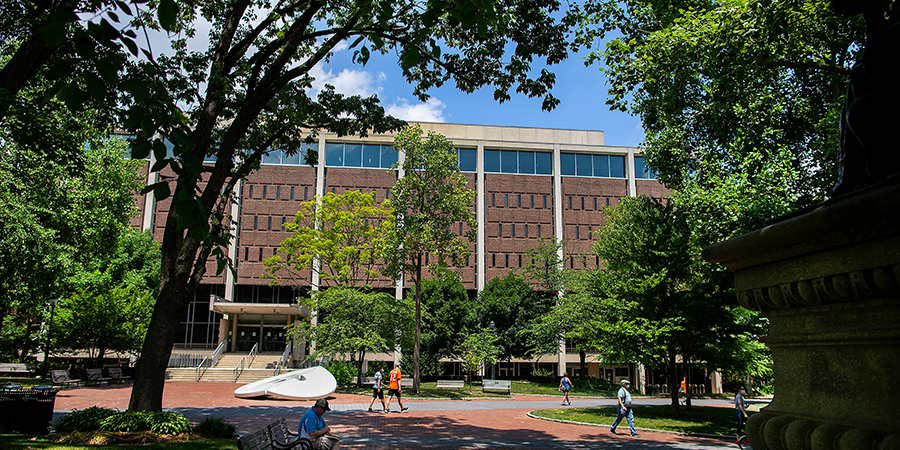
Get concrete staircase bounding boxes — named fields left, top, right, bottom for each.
left=165, top=353, right=286, bottom=383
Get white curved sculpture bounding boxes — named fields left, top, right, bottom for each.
left=234, top=366, right=337, bottom=400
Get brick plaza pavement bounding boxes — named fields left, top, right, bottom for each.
left=52, top=381, right=738, bottom=450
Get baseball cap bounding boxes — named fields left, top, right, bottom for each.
left=314, top=398, right=331, bottom=411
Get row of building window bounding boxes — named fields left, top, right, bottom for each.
left=246, top=184, right=312, bottom=201
left=489, top=253, right=601, bottom=269
left=567, top=196, right=614, bottom=211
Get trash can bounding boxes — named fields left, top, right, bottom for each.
left=0, top=386, right=59, bottom=434
left=651, top=384, right=660, bottom=398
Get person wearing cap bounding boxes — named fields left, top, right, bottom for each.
left=385, top=363, right=408, bottom=412
left=610, top=379, right=640, bottom=437
left=299, top=398, right=332, bottom=448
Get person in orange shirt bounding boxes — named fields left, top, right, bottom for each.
left=679, top=378, right=690, bottom=405
left=384, top=363, right=408, bottom=412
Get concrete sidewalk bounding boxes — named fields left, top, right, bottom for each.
left=52, top=382, right=738, bottom=450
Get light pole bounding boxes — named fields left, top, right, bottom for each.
left=489, top=321, right=495, bottom=380
left=41, top=298, right=58, bottom=382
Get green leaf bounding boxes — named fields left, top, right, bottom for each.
left=83, top=72, right=107, bottom=101
left=158, top=0, right=178, bottom=32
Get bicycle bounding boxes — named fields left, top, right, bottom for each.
left=737, top=435, right=751, bottom=450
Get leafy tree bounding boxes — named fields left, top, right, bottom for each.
left=382, top=125, right=477, bottom=392
left=413, top=269, right=476, bottom=376
left=572, top=0, right=864, bottom=203
left=0, top=136, right=144, bottom=361
left=476, top=274, right=552, bottom=364
left=104, top=0, right=574, bottom=412
left=264, top=190, right=393, bottom=288
left=290, top=287, right=412, bottom=386
left=55, top=284, right=154, bottom=366
left=457, top=329, right=500, bottom=393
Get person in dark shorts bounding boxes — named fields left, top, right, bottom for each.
left=368, top=367, right=386, bottom=412
left=385, top=363, right=408, bottom=412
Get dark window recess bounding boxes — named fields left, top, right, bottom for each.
left=244, top=247, right=248, bottom=261
left=531, top=195, right=534, bottom=208
left=276, top=186, right=281, bottom=199
left=259, top=248, right=263, bottom=260
left=499, top=223, right=503, bottom=236
left=491, top=194, right=495, bottom=207
left=537, top=224, right=541, bottom=236
left=268, top=217, right=272, bottom=231
left=576, top=226, right=580, bottom=240
left=305, top=187, right=309, bottom=200
left=568, top=197, right=572, bottom=210
left=492, top=254, right=496, bottom=267
left=594, top=198, right=598, bottom=210
left=505, top=194, right=508, bottom=208
left=249, top=185, right=253, bottom=198
left=518, top=254, right=522, bottom=267
left=581, top=197, right=585, bottom=209
left=512, top=224, right=516, bottom=237
left=505, top=254, right=509, bottom=267
left=290, top=187, right=295, bottom=200
left=459, top=223, right=463, bottom=235
left=263, top=186, right=267, bottom=199
left=254, top=216, right=258, bottom=230
left=543, top=196, right=547, bottom=209
left=606, top=198, right=610, bottom=206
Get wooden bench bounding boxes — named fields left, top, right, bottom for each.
left=482, top=379, right=511, bottom=395
left=86, top=368, right=112, bottom=385
left=0, top=362, right=35, bottom=376
left=350, top=376, right=375, bottom=386
left=51, top=370, right=82, bottom=388
left=237, top=417, right=340, bottom=450
left=108, top=367, right=132, bottom=383
left=436, top=379, right=464, bottom=390
left=400, top=378, right=413, bottom=387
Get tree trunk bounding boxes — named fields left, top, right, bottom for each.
left=667, top=345, right=681, bottom=418
left=356, top=348, right=365, bottom=387
left=128, top=278, right=196, bottom=411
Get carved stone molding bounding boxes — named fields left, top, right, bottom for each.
left=747, top=413, right=899, bottom=450
left=737, top=264, right=900, bottom=311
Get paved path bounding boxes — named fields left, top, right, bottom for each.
left=52, top=382, right=752, bottom=450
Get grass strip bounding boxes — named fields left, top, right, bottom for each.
left=0, top=435, right=235, bottom=450
left=530, top=405, right=741, bottom=437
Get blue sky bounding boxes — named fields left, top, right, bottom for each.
left=154, top=14, right=645, bottom=148
left=310, top=45, right=646, bottom=148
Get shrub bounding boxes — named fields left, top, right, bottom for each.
left=100, top=411, right=152, bottom=432
left=326, top=360, right=355, bottom=386
left=148, top=411, right=192, bottom=435
left=530, top=367, right=553, bottom=379
left=194, top=416, right=237, bottom=438
left=55, top=407, right=119, bottom=433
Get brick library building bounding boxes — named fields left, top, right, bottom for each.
left=134, top=123, right=719, bottom=394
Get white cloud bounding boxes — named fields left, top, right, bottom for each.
left=309, top=66, right=385, bottom=98
left=385, top=98, right=447, bottom=122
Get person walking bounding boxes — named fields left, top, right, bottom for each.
left=735, top=387, right=749, bottom=442
left=610, top=379, right=639, bottom=437
left=368, top=367, right=387, bottom=412
left=559, top=372, right=574, bottom=405
left=384, top=363, right=408, bottom=412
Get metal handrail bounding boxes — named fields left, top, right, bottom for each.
left=274, top=343, right=292, bottom=375
left=233, top=357, right=245, bottom=383
left=196, top=356, right=211, bottom=382
left=248, top=343, right=258, bottom=366
left=211, top=340, right=227, bottom=367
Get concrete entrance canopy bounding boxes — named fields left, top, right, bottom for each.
left=212, top=301, right=306, bottom=316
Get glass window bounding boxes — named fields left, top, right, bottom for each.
left=262, top=149, right=282, bottom=164
left=560, top=153, right=576, bottom=176
left=325, top=143, right=343, bottom=166
left=635, top=156, right=655, bottom=179
left=343, top=144, right=362, bottom=167
left=518, top=151, right=535, bottom=174
left=535, top=152, right=552, bottom=175
left=362, top=144, right=380, bottom=168
left=484, top=150, right=501, bottom=173
left=593, top=155, right=609, bottom=177
left=458, top=148, right=477, bottom=172
left=500, top=150, right=517, bottom=173
left=576, top=154, right=592, bottom=177
left=380, top=146, right=398, bottom=168
left=610, top=155, right=625, bottom=178
left=282, top=148, right=301, bottom=165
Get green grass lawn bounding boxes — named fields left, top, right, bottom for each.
left=0, top=435, right=235, bottom=450
left=341, top=379, right=621, bottom=398
left=530, top=405, right=742, bottom=436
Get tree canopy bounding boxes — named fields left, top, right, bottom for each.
left=573, top=0, right=865, bottom=203
left=382, top=125, right=477, bottom=392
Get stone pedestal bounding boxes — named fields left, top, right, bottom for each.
left=703, top=182, right=900, bottom=450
